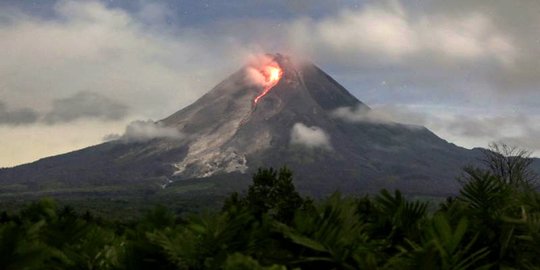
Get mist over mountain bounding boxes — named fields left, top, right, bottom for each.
left=0, top=53, right=518, bottom=199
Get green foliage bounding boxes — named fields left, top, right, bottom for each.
left=223, top=253, right=288, bottom=270
left=459, top=167, right=512, bottom=219
left=224, top=167, right=307, bottom=223
left=274, top=193, right=386, bottom=269
left=147, top=210, right=259, bottom=269
left=373, top=189, right=428, bottom=244
left=398, top=214, right=491, bottom=270
left=1, top=162, right=540, bottom=269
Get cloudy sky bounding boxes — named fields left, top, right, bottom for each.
left=1, top=0, right=539, bottom=167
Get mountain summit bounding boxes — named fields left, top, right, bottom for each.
left=160, top=53, right=369, bottom=180
left=0, top=54, right=483, bottom=198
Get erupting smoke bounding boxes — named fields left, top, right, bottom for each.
left=245, top=55, right=283, bottom=105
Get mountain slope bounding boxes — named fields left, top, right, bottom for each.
left=0, top=54, right=500, bottom=198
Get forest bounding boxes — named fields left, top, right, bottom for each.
left=1, top=144, right=540, bottom=269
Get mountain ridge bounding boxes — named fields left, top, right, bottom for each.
left=0, top=53, right=532, bottom=199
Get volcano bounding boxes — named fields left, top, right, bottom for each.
left=0, top=53, right=489, bottom=201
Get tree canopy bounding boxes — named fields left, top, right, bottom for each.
left=1, top=146, right=540, bottom=269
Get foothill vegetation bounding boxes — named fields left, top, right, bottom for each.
left=1, top=143, right=539, bottom=269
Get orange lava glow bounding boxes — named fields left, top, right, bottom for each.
left=253, top=64, right=283, bottom=104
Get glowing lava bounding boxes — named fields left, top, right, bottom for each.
left=253, top=64, right=283, bottom=104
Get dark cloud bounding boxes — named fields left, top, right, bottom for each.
left=44, top=92, right=128, bottom=124
left=0, top=102, right=38, bottom=125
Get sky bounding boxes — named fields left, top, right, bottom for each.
left=1, top=0, right=540, bottom=167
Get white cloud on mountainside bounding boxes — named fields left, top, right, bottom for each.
left=290, top=123, right=332, bottom=150
left=332, top=105, right=540, bottom=156
left=105, top=120, right=183, bottom=142
left=331, top=105, right=426, bottom=127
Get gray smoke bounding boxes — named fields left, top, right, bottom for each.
left=44, top=92, right=128, bottom=124
left=0, top=102, right=38, bottom=125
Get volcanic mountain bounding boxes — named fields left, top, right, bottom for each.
left=0, top=53, right=491, bottom=200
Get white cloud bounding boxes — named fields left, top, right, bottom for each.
left=332, top=104, right=540, bottom=156
left=426, top=113, right=540, bottom=156
left=290, top=123, right=332, bottom=149
left=106, top=120, right=184, bottom=142
left=288, top=2, right=516, bottom=66
left=0, top=1, right=249, bottom=117
left=331, top=105, right=426, bottom=127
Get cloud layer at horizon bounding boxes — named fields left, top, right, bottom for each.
left=1, top=0, right=540, bottom=166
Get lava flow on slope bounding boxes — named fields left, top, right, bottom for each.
left=253, top=61, right=283, bottom=104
